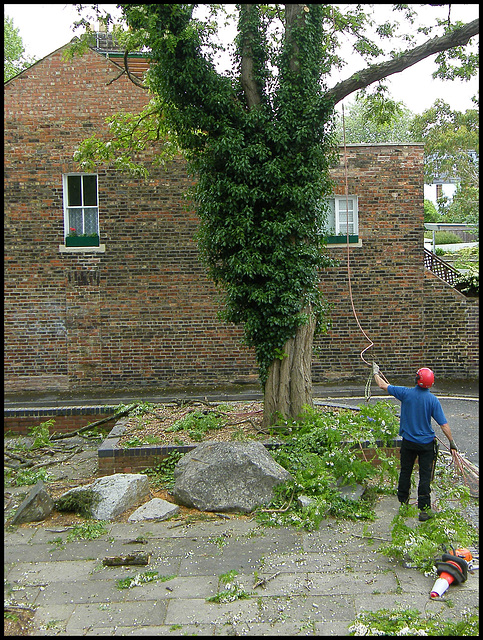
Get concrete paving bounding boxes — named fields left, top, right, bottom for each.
left=4, top=494, right=479, bottom=636
left=4, top=382, right=479, bottom=635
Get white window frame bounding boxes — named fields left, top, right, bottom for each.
left=62, top=173, right=99, bottom=240
left=325, top=195, right=359, bottom=236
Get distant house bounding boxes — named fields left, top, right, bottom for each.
left=4, top=32, right=478, bottom=398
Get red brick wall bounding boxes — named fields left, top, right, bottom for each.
left=4, top=48, right=478, bottom=396
left=314, top=144, right=427, bottom=382
left=423, top=272, right=479, bottom=379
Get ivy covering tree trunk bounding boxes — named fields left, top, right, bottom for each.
left=78, top=5, right=478, bottom=426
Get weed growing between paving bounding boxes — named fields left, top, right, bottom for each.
left=206, top=570, right=252, bottom=603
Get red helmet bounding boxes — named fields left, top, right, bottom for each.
left=416, top=368, right=434, bottom=388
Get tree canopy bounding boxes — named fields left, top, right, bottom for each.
left=4, top=14, right=36, bottom=82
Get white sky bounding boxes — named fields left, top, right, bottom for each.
left=5, top=3, right=479, bottom=115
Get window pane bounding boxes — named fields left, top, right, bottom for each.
left=67, top=175, right=82, bottom=206
left=337, top=198, right=356, bottom=234
left=84, top=208, right=99, bottom=235
left=319, top=199, right=335, bottom=234
left=83, top=175, right=98, bottom=206
left=67, top=209, right=83, bottom=234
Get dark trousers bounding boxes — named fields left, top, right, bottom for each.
left=397, top=438, right=437, bottom=510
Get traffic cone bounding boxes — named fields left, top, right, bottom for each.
left=429, top=553, right=468, bottom=598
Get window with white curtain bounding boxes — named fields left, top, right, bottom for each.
left=63, top=174, right=99, bottom=239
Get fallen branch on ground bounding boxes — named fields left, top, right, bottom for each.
left=49, top=404, right=139, bottom=440
left=253, top=571, right=281, bottom=588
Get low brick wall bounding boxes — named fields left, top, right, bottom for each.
left=97, top=416, right=403, bottom=477
left=4, top=408, right=116, bottom=436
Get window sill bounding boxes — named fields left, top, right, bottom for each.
left=325, top=238, right=362, bottom=248
left=59, top=244, right=106, bottom=253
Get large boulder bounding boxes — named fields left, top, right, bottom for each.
left=171, top=441, right=292, bottom=513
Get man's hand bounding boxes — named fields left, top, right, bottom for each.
left=449, top=440, right=458, bottom=451
left=372, top=362, right=380, bottom=375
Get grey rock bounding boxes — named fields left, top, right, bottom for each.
left=172, top=441, right=292, bottom=513
left=337, top=481, right=365, bottom=501
left=10, top=480, right=54, bottom=525
left=298, top=495, right=315, bottom=509
left=128, top=498, right=180, bottom=522
left=57, top=473, right=150, bottom=521
left=90, top=473, right=151, bottom=520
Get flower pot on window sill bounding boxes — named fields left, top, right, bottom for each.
left=65, top=235, right=100, bottom=247
left=326, top=235, right=358, bottom=244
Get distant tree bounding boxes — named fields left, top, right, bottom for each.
left=424, top=199, right=440, bottom=223
left=4, top=15, right=36, bottom=82
left=410, top=99, right=479, bottom=223
left=334, top=92, right=416, bottom=144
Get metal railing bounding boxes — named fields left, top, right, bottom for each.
left=424, top=247, right=460, bottom=287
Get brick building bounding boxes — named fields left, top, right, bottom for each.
left=4, top=38, right=478, bottom=399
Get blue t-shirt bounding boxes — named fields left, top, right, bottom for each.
left=387, top=385, right=447, bottom=444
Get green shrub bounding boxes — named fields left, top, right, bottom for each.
left=433, top=230, right=465, bottom=244
left=454, top=266, right=479, bottom=296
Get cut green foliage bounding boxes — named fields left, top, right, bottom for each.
left=121, top=434, right=162, bottom=448
left=55, top=489, right=99, bottom=518
left=256, top=401, right=400, bottom=529
left=349, top=607, right=478, bottom=636
left=166, top=410, right=224, bottom=441
left=116, top=571, right=175, bottom=590
left=13, top=467, right=54, bottom=487
left=379, top=463, right=478, bottom=574
left=114, top=402, right=156, bottom=417
left=206, top=570, right=252, bottom=603
left=28, top=419, right=55, bottom=448
left=66, top=521, right=109, bottom=542
left=142, top=451, right=184, bottom=490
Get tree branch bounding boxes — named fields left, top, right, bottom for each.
left=123, top=49, right=147, bottom=88
left=239, top=4, right=263, bottom=109
left=325, top=18, right=479, bottom=106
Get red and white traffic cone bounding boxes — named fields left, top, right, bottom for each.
left=430, top=553, right=468, bottom=598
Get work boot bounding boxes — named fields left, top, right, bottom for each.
left=418, top=510, right=434, bottom=522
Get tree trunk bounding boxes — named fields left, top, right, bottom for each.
left=262, top=305, right=316, bottom=428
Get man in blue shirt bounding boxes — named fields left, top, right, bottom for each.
left=374, top=367, right=457, bottom=521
